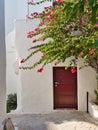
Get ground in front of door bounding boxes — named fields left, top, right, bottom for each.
left=8, top=110, right=98, bottom=130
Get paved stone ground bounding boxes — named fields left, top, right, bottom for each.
left=7, top=110, right=98, bottom=130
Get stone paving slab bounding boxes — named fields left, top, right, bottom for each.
left=7, top=110, right=98, bottom=130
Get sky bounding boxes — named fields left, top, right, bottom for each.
left=5, top=0, right=51, bottom=35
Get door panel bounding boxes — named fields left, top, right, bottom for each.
left=53, top=67, right=77, bottom=109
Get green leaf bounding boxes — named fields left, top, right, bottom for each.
left=91, top=4, right=98, bottom=24
left=94, top=39, right=98, bottom=48
left=89, top=0, right=97, bottom=7
left=63, top=2, right=74, bottom=21
left=78, top=0, right=86, bottom=13
left=71, top=3, right=79, bottom=18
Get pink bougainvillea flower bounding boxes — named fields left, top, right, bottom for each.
left=31, top=12, right=39, bottom=17
left=44, top=6, right=48, bottom=9
left=39, top=21, right=44, bottom=26
left=89, top=48, right=96, bottom=54
left=56, top=0, right=62, bottom=4
left=44, top=6, right=52, bottom=10
left=27, top=31, right=35, bottom=38
left=27, top=34, right=32, bottom=38
left=33, top=12, right=39, bottom=15
left=20, top=59, right=25, bottom=63
left=27, top=31, right=34, bottom=34
left=34, top=27, right=39, bottom=31
left=96, top=23, right=98, bottom=27
left=49, top=6, right=52, bottom=8
left=45, top=16, right=51, bottom=22
left=39, top=21, right=45, bottom=26
left=44, top=11, right=49, bottom=15
left=54, top=16, right=57, bottom=19
left=37, top=67, right=44, bottom=72
left=54, top=61, right=59, bottom=66
left=51, top=10, right=55, bottom=15
left=32, top=39, right=37, bottom=43
left=71, top=67, right=77, bottom=73
left=53, top=1, right=58, bottom=6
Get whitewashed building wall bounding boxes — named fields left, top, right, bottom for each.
left=5, top=0, right=52, bottom=96
left=14, top=19, right=97, bottom=114
left=5, top=0, right=28, bottom=96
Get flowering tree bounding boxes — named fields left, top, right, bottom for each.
left=20, top=0, right=98, bottom=73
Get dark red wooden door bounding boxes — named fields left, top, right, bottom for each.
left=53, top=67, right=77, bottom=109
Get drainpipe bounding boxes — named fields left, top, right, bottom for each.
left=87, top=92, right=89, bottom=113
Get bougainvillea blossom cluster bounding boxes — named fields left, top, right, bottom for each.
left=71, top=67, right=77, bottom=74
left=20, top=0, right=98, bottom=74
left=27, top=31, right=35, bottom=38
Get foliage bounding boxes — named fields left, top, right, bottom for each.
left=94, top=90, right=98, bottom=105
left=7, top=93, right=17, bottom=113
left=20, top=0, right=98, bottom=73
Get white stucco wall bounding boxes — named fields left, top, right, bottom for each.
left=6, top=31, right=19, bottom=95
left=77, top=59, right=97, bottom=111
left=15, top=19, right=54, bottom=113
left=15, top=19, right=97, bottom=114
left=5, top=0, right=52, bottom=97
left=5, top=0, right=52, bottom=99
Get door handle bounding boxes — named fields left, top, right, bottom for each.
left=55, top=82, right=59, bottom=85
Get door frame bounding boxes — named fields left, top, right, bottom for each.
left=53, top=66, right=78, bottom=110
